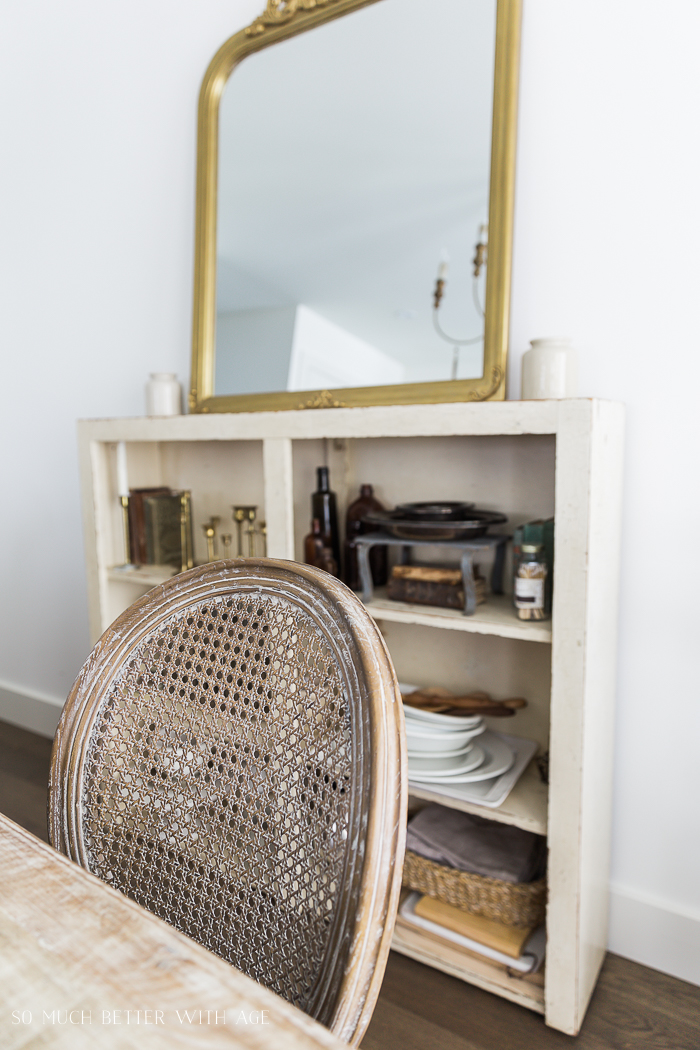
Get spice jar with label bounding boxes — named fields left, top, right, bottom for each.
left=514, top=543, right=549, bottom=620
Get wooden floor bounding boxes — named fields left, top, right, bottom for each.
left=0, top=717, right=53, bottom=842
left=0, top=718, right=697, bottom=1049
left=362, top=951, right=700, bottom=1050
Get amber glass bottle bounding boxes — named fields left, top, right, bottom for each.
left=311, top=467, right=340, bottom=575
left=304, top=518, right=337, bottom=577
left=304, top=519, right=324, bottom=566
left=343, top=483, right=388, bottom=591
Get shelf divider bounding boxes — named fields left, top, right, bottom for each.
left=263, top=437, right=295, bottom=559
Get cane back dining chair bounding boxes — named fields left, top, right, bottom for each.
left=49, top=560, right=406, bottom=1045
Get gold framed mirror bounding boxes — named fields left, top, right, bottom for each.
left=189, top=0, right=521, bottom=414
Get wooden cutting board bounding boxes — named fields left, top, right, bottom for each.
left=414, top=895, right=534, bottom=959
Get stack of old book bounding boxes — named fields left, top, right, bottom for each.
left=387, top=564, right=486, bottom=610
left=400, top=804, right=546, bottom=973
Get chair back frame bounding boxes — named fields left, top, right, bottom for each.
left=50, top=560, right=406, bottom=1045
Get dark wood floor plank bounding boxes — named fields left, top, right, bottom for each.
left=0, top=719, right=53, bottom=780
left=591, top=953, right=700, bottom=1029
left=0, top=717, right=697, bottom=1050
left=368, top=950, right=700, bottom=1050
left=371, top=951, right=565, bottom=1050
left=577, top=955, right=700, bottom=1050
left=0, top=720, right=52, bottom=843
left=362, top=999, right=481, bottom=1050
left=0, top=769, right=49, bottom=842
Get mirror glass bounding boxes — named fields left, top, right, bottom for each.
left=215, top=0, right=497, bottom=398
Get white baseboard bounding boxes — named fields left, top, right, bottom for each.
left=0, top=681, right=63, bottom=739
left=609, top=882, right=700, bottom=987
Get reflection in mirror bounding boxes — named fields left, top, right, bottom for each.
left=215, top=0, right=496, bottom=398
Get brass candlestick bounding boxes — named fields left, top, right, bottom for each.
left=201, top=516, right=220, bottom=562
left=232, top=507, right=246, bottom=556
left=245, top=507, right=257, bottom=558
left=259, top=521, right=267, bottom=557
left=221, top=534, right=232, bottom=560
left=119, top=495, right=135, bottom=567
left=232, top=505, right=257, bottom=556
left=179, top=491, right=194, bottom=572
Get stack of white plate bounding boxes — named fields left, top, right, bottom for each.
left=404, top=705, right=516, bottom=784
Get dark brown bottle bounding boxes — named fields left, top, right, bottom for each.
left=311, top=467, right=340, bottom=574
left=304, top=518, right=337, bottom=577
left=304, top=518, right=324, bottom=567
left=344, top=483, right=388, bottom=590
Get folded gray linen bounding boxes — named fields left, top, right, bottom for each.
left=406, top=804, right=546, bottom=884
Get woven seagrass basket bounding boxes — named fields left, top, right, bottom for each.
left=402, top=849, right=546, bottom=928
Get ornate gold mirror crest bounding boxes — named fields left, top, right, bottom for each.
left=190, top=0, right=521, bottom=413
left=247, top=0, right=348, bottom=35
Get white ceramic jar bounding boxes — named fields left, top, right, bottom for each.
left=521, top=338, right=577, bottom=400
left=145, top=373, right=182, bottom=416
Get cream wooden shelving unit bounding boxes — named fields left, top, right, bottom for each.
left=77, top=399, right=624, bottom=1036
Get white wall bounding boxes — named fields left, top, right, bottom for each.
left=0, top=0, right=698, bottom=984
left=509, top=0, right=700, bottom=985
left=0, top=0, right=259, bottom=718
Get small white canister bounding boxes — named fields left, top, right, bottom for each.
left=145, top=373, right=182, bottom=416
left=521, top=338, right=577, bottom=400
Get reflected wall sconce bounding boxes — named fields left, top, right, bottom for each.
left=433, top=226, right=488, bottom=380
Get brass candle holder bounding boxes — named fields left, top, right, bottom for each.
left=232, top=505, right=258, bottom=557
left=201, top=516, right=220, bottom=562
left=245, top=507, right=257, bottom=558
left=232, top=507, right=246, bottom=556
left=259, top=521, right=267, bottom=557
left=179, top=491, right=194, bottom=572
left=120, top=495, right=132, bottom=566
left=113, top=493, right=138, bottom=571
left=221, top=533, right=233, bottom=560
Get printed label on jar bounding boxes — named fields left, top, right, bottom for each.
left=514, top=577, right=545, bottom=608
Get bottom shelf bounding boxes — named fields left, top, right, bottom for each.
left=391, top=910, right=545, bottom=1015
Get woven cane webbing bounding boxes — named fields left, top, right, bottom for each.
left=78, top=590, right=357, bottom=1015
